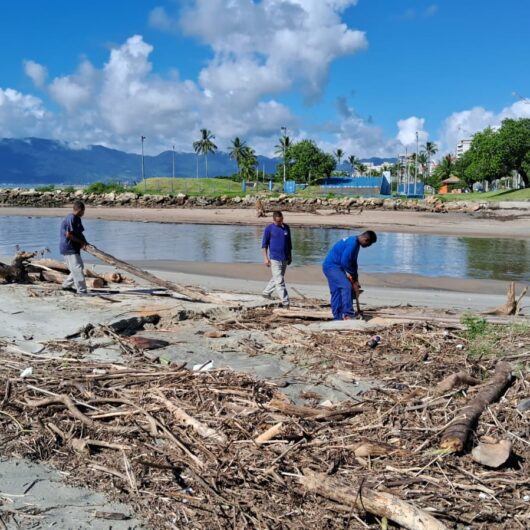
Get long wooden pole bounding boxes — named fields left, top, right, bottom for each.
left=83, top=244, right=218, bottom=303
left=301, top=470, right=448, bottom=530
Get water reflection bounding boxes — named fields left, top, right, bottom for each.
left=0, top=216, right=528, bottom=282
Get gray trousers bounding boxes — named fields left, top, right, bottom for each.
left=62, top=254, right=87, bottom=293
left=263, top=259, right=289, bottom=305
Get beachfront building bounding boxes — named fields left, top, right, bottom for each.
left=456, top=139, right=472, bottom=158
left=439, top=175, right=462, bottom=194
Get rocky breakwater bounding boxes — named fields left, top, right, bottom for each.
left=0, top=188, right=497, bottom=214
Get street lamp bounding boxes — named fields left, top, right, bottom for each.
left=141, top=136, right=146, bottom=191
left=281, top=126, right=287, bottom=184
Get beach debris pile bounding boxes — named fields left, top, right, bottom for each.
left=1, top=318, right=529, bottom=530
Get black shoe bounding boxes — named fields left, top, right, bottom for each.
left=61, top=287, right=76, bottom=293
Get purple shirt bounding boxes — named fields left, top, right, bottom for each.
left=261, top=223, right=292, bottom=262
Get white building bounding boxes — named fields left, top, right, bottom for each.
left=456, top=139, right=472, bottom=158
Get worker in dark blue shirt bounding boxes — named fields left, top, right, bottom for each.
left=322, top=230, right=377, bottom=320
left=59, top=201, right=89, bottom=294
left=261, top=210, right=292, bottom=308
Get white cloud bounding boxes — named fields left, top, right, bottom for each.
left=23, top=60, right=48, bottom=87
left=439, top=100, right=530, bottom=153
left=177, top=0, right=367, bottom=102
left=148, top=6, right=175, bottom=31
left=6, top=1, right=368, bottom=154
left=0, top=88, right=49, bottom=137
left=396, top=116, right=428, bottom=147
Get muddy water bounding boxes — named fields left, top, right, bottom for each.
left=0, top=216, right=528, bottom=281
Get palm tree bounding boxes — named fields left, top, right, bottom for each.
left=334, top=148, right=344, bottom=168
left=356, top=162, right=367, bottom=176
left=193, top=129, right=217, bottom=178
left=240, top=146, right=258, bottom=179
left=229, top=137, right=247, bottom=177
left=274, top=134, right=291, bottom=182
left=417, top=152, right=429, bottom=179
left=422, top=141, right=438, bottom=177
left=347, top=155, right=358, bottom=176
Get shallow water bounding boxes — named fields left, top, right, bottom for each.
left=0, top=216, right=528, bottom=281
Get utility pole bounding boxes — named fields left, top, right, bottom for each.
left=405, top=147, right=409, bottom=195
left=171, top=145, right=175, bottom=193
left=141, top=135, right=146, bottom=192
left=415, top=131, right=419, bottom=196
left=281, top=126, right=287, bottom=184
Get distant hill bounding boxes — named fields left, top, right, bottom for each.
left=0, top=137, right=395, bottom=186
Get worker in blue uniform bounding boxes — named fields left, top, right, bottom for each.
left=322, top=231, right=377, bottom=320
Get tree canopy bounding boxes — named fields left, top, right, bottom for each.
left=286, top=140, right=336, bottom=183
left=456, top=118, right=530, bottom=187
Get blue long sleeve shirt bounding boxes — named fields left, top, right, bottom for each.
left=322, top=236, right=360, bottom=278
left=261, top=223, right=292, bottom=261
left=59, top=213, right=86, bottom=255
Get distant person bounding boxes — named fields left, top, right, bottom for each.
left=60, top=201, right=89, bottom=294
left=261, top=210, right=292, bottom=308
left=322, top=231, right=377, bottom=320
left=255, top=197, right=266, bottom=218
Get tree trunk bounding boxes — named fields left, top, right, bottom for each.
left=482, top=282, right=527, bottom=316
left=440, top=361, right=513, bottom=452
left=0, top=251, right=37, bottom=283
left=32, top=258, right=122, bottom=283
left=205, top=153, right=208, bottom=178
left=300, top=469, right=448, bottom=530
left=84, top=245, right=220, bottom=303
left=41, top=269, right=105, bottom=289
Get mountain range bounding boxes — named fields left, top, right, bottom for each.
left=0, top=137, right=396, bottom=185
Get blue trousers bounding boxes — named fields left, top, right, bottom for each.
left=323, top=265, right=355, bottom=320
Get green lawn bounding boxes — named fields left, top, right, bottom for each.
left=135, top=178, right=267, bottom=197
left=438, top=188, right=530, bottom=202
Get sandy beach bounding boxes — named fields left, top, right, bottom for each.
left=1, top=205, right=530, bottom=238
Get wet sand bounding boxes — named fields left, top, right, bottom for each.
left=2, top=206, right=530, bottom=238
left=129, top=259, right=524, bottom=295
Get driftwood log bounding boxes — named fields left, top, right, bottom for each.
left=300, top=469, right=448, bottom=530
left=440, top=361, right=513, bottom=452
left=32, top=259, right=123, bottom=283
left=84, top=244, right=220, bottom=303
left=41, top=269, right=105, bottom=289
left=151, top=392, right=227, bottom=445
left=0, top=251, right=37, bottom=283
left=482, top=282, right=527, bottom=316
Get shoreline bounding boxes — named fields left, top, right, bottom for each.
left=1, top=205, right=530, bottom=239
left=126, top=260, right=525, bottom=295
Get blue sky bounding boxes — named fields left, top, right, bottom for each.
left=0, top=0, right=529, bottom=157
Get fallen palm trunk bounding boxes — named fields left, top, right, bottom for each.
left=440, top=361, right=513, bottom=452
left=84, top=244, right=219, bottom=303
left=433, top=371, right=481, bottom=397
left=33, top=258, right=123, bottom=283
left=300, top=469, right=448, bottom=530
left=0, top=251, right=37, bottom=283
left=41, top=269, right=105, bottom=289
left=482, top=282, right=527, bottom=316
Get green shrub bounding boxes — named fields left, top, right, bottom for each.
left=460, top=314, right=489, bottom=340
left=35, top=184, right=55, bottom=192
left=85, top=181, right=126, bottom=194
